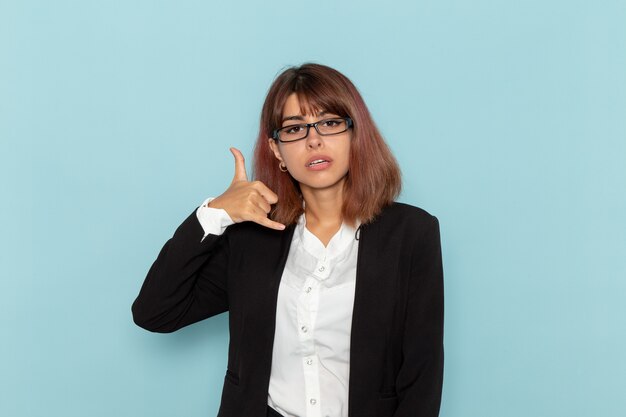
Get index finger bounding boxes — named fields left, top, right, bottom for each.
left=230, top=147, right=248, bottom=182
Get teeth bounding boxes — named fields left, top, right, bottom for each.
left=309, top=159, right=327, bottom=166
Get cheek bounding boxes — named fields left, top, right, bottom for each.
left=279, top=147, right=301, bottom=166
left=340, top=143, right=351, bottom=168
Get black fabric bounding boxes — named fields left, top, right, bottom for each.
left=266, top=406, right=284, bottom=417
left=133, top=202, right=444, bottom=417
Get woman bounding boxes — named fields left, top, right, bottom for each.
left=132, top=63, right=444, bottom=417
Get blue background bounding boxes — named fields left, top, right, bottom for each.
left=1, top=0, right=625, bottom=416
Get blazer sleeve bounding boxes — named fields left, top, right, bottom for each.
left=131, top=208, right=230, bottom=333
left=394, top=215, right=444, bottom=416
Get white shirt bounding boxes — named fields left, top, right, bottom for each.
left=196, top=198, right=359, bottom=417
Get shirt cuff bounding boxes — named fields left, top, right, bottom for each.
left=196, top=197, right=235, bottom=241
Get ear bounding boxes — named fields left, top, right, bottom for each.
left=268, top=138, right=284, bottom=162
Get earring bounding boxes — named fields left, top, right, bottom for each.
left=279, top=162, right=288, bottom=172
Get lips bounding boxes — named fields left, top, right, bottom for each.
left=306, top=155, right=333, bottom=167
left=307, top=159, right=329, bottom=167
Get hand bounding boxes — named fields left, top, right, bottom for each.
left=208, top=148, right=286, bottom=230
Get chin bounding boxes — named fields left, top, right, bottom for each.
left=296, top=173, right=348, bottom=192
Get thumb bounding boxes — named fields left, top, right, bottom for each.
left=230, top=147, right=248, bottom=182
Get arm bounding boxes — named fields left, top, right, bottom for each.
left=394, top=215, right=444, bottom=416
left=131, top=207, right=231, bottom=333
left=132, top=148, right=283, bottom=333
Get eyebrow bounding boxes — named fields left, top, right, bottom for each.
left=281, top=111, right=329, bottom=124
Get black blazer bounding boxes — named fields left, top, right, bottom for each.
left=132, top=202, right=444, bottom=417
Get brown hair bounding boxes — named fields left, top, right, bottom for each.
left=253, top=63, right=401, bottom=226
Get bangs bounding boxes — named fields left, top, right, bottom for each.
left=266, top=65, right=354, bottom=133
left=294, top=88, right=349, bottom=119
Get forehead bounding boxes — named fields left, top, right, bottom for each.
left=281, top=93, right=324, bottom=117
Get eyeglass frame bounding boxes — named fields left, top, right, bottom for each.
left=271, top=116, right=354, bottom=143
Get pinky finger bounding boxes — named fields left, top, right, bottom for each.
left=254, top=215, right=286, bottom=231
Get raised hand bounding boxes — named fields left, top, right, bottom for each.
left=208, top=148, right=286, bottom=230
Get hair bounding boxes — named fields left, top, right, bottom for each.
left=253, top=63, right=402, bottom=226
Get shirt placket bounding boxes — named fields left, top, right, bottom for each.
left=297, top=251, right=330, bottom=417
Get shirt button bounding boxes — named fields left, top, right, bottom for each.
left=301, top=326, right=308, bottom=333
left=306, top=358, right=313, bottom=365
left=318, top=266, right=325, bottom=272
left=305, top=287, right=312, bottom=293
left=310, top=398, right=317, bottom=405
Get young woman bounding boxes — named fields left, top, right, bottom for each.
left=132, top=63, right=444, bottom=417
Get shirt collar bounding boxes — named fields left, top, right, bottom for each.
left=295, top=213, right=358, bottom=261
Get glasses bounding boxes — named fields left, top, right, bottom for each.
left=272, top=117, right=353, bottom=143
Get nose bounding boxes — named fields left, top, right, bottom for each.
left=305, top=125, right=323, bottom=149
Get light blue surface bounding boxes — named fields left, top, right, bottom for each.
left=1, top=1, right=625, bottom=416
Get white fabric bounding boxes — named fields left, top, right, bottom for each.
left=196, top=200, right=359, bottom=417
left=197, top=197, right=234, bottom=240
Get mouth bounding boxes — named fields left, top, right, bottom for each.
left=306, top=155, right=333, bottom=168
left=307, top=159, right=330, bottom=167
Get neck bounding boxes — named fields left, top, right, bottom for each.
left=300, top=183, right=346, bottom=245
left=302, top=187, right=343, bottom=224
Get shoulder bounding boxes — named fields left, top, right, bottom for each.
left=359, top=202, right=441, bottom=253
left=373, top=202, right=439, bottom=233
left=379, top=201, right=436, bottom=219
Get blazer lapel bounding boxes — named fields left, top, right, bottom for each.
left=348, top=218, right=387, bottom=414
left=252, top=224, right=297, bottom=402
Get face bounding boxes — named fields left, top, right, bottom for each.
left=268, top=93, right=351, bottom=195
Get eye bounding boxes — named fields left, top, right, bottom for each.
left=285, top=125, right=305, bottom=134
left=322, top=119, right=342, bottom=127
